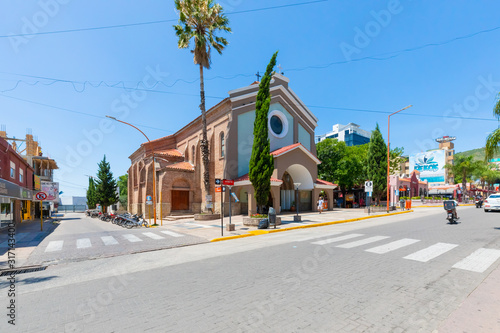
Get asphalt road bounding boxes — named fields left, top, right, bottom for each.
left=23, top=213, right=208, bottom=266
left=1, top=206, right=499, bottom=333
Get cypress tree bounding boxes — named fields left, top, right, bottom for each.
left=94, top=155, right=119, bottom=212
left=366, top=123, right=387, bottom=205
left=249, top=51, right=278, bottom=214
left=86, top=177, right=97, bottom=209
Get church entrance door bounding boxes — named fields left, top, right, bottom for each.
left=172, top=190, right=189, bottom=211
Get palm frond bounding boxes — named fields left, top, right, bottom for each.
left=485, top=128, right=500, bottom=161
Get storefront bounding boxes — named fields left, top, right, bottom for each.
left=0, top=178, right=34, bottom=229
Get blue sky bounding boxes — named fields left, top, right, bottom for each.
left=1, top=0, right=500, bottom=197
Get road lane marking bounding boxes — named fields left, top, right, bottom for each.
left=101, top=236, right=119, bottom=246
left=403, top=243, right=458, bottom=262
left=76, top=238, right=92, bottom=249
left=185, top=223, right=213, bottom=228
left=296, top=231, right=344, bottom=242
left=366, top=238, right=420, bottom=254
left=452, top=248, right=500, bottom=273
left=123, top=234, right=143, bottom=243
left=160, top=230, right=184, bottom=238
left=45, top=241, right=64, bottom=252
left=142, top=232, right=164, bottom=240
left=311, top=234, right=364, bottom=245
left=336, top=236, right=390, bottom=249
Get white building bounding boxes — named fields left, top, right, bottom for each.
left=316, top=123, right=371, bottom=146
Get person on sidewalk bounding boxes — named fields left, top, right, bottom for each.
left=317, top=197, right=324, bottom=214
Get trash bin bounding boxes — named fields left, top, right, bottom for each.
left=268, top=207, right=276, bottom=229
left=400, top=199, right=405, bottom=210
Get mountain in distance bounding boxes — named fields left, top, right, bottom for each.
left=455, top=147, right=500, bottom=161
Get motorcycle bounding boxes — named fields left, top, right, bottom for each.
left=475, top=199, right=483, bottom=208
left=443, top=200, right=458, bottom=224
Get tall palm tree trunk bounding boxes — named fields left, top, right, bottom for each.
left=199, top=64, right=210, bottom=201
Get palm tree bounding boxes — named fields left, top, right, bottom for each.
left=445, top=155, right=483, bottom=198
left=174, top=0, right=231, bottom=208
left=485, top=94, right=500, bottom=161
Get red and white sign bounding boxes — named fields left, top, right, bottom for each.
left=222, top=179, right=234, bottom=186
left=35, top=191, right=48, bottom=201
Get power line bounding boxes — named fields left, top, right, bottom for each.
left=1, top=0, right=328, bottom=38
left=0, top=93, right=177, bottom=133
left=308, top=105, right=499, bottom=122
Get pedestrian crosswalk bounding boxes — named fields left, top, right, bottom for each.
left=309, top=233, right=500, bottom=274
left=44, top=230, right=185, bottom=252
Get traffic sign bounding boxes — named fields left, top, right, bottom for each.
left=35, top=191, right=48, bottom=201
left=231, top=192, right=239, bottom=202
left=215, top=178, right=221, bottom=185
left=146, top=201, right=153, bottom=205
left=222, top=179, right=234, bottom=186
left=215, top=186, right=226, bottom=193
left=364, top=181, right=373, bottom=192
left=146, top=195, right=152, bottom=201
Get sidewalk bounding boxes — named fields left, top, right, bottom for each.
left=0, top=216, right=59, bottom=269
left=152, top=207, right=413, bottom=241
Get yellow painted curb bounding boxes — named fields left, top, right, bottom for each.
left=210, top=209, right=414, bottom=242
left=211, top=234, right=254, bottom=242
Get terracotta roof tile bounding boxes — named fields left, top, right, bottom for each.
left=270, top=143, right=302, bottom=156
left=164, top=162, right=194, bottom=171
left=156, top=149, right=183, bottom=157
left=316, top=179, right=337, bottom=186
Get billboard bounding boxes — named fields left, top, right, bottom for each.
left=41, top=182, right=59, bottom=202
left=410, top=150, right=446, bottom=183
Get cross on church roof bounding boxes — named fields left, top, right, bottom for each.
left=255, top=71, right=261, bottom=81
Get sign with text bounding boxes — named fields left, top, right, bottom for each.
left=410, top=150, right=445, bottom=183
left=222, top=179, right=234, bottom=186
left=40, top=182, right=59, bottom=202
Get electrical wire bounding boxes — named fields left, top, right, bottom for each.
left=0, top=0, right=328, bottom=38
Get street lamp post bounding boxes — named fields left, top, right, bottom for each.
left=387, top=105, right=412, bottom=213
left=106, top=115, right=157, bottom=226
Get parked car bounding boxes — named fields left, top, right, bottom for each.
left=484, top=193, right=500, bottom=212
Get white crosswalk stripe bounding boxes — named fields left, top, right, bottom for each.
left=296, top=231, right=343, bottom=242
left=101, top=236, right=119, bottom=246
left=336, top=236, right=390, bottom=249
left=366, top=238, right=420, bottom=254
left=452, top=248, right=500, bottom=273
left=123, top=234, right=143, bottom=243
left=160, top=230, right=184, bottom=238
left=142, top=232, right=164, bottom=240
left=403, top=243, right=458, bottom=262
left=76, top=238, right=91, bottom=249
left=311, top=234, right=364, bottom=245
left=45, top=240, right=64, bottom=252
left=185, top=223, right=213, bottom=228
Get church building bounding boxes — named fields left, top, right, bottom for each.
left=128, top=74, right=336, bottom=217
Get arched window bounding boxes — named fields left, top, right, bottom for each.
left=220, top=132, right=225, bottom=158
left=191, top=146, right=195, bottom=164
left=185, top=147, right=189, bottom=163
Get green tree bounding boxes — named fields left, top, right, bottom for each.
left=445, top=155, right=483, bottom=197
left=389, top=147, right=405, bottom=175
left=366, top=124, right=387, bottom=205
left=485, top=94, right=500, bottom=161
left=174, top=0, right=231, bottom=207
left=117, top=174, right=128, bottom=209
left=317, top=139, right=367, bottom=207
left=86, top=177, right=98, bottom=209
left=249, top=52, right=278, bottom=214
left=94, top=155, right=119, bottom=212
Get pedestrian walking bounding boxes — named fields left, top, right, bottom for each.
left=318, top=197, right=324, bottom=214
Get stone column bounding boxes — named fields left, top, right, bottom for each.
left=248, top=186, right=256, bottom=216
left=271, top=186, right=281, bottom=214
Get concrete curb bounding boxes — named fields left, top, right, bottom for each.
left=210, top=209, right=414, bottom=242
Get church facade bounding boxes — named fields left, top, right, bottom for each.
left=128, top=74, right=336, bottom=217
